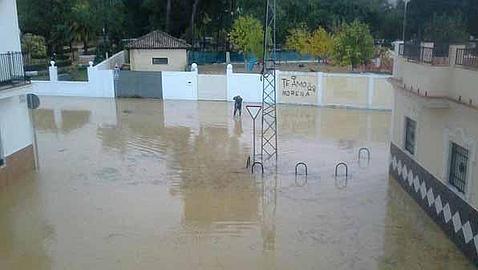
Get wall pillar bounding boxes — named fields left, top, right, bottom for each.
left=191, top=63, right=198, bottom=73
left=449, top=44, right=466, bottom=66
left=86, top=61, right=95, bottom=82
left=368, top=76, right=375, bottom=108
left=392, top=41, right=404, bottom=76
left=317, top=72, right=324, bottom=106
left=226, top=52, right=231, bottom=64
left=226, top=64, right=233, bottom=101
left=48, top=61, right=58, bottom=81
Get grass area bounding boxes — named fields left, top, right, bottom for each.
left=197, top=62, right=392, bottom=74
left=63, top=66, right=88, bottom=81
left=29, top=66, right=88, bottom=81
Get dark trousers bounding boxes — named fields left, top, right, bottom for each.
left=234, top=105, right=242, bottom=116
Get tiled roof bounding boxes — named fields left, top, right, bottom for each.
left=126, top=30, right=191, bottom=49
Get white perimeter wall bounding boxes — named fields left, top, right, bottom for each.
left=0, top=0, right=21, bottom=53
left=162, top=71, right=198, bottom=100
left=0, top=93, right=32, bottom=156
left=95, top=50, right=126, bottom=70
left=227, top=72, right=263, bottom=103
left=30, top=65, right=115, bottom=98
left=30, top=62, right=393, bottom=110
left=198, top=74, right=227, bottom=101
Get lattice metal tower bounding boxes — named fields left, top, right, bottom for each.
left=261, top=0, right=278, bottom=161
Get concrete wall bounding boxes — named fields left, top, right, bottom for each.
left=0, top=0, right=21, bottom=53
left=30, top=63, right=115, bottom=98
left=227, top=71, right=263, bottom=103
left=29, top=62, right=393, bottom=110
left=96, top=50, right=126, bottom=70
left=198, top=74, right=226, bottom=101
left=130, top=49, right=187, bottom=71
left=394, top=57, right=451, bottom=97
left=162, top=71, right=198, bottom=100
left=450, top=67, right=478, bottom=104
left=323, top=74, right=369, bottom=108
left=277, top=71, right=318, bottom=105
left=0, top=93, right=32, bottom=157
left=391, top=89, right=478, bottom=207
left=393, top=45, right=478, bottom=104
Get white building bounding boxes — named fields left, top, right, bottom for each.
left=390, top=41, right=478, bottom=263
left=0, top=0, right=35, bottom=186
left=125, top=30, right=191, bottom=72
left=0, top=0, right=22, bottom=53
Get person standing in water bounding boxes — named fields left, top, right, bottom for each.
left=233, top=95, right=243, bottom=117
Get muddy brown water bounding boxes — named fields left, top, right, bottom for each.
left=0, top=97, right=475, bottom=270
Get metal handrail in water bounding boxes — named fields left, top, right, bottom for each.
left=295, top=162, right=308, bottom=176
left=252, top=161, right=264, bottom=174
left=358, top=147, right=370, bottom=161
left=335, top=162, right=348, bottom=177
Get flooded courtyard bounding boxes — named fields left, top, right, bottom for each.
left=1, top=97, right=475, bottom=269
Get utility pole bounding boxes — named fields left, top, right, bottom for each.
left=402, top=0, right=410, bottom=42
left=261, top=0, right=278, bottom=162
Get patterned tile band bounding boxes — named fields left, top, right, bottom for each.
left=390, top=143, right=478, bottom=265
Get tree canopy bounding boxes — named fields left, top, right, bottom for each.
left=331, top=21, right=374, bottom=68
left=286, top=26, right=333, bottom=60
left=15, top=0, right=477, bottom=58
left=229, top=16, right=263, bottom=59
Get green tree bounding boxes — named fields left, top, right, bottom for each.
left=21, top=33, right=47, bottom=59
left=308, top=27, right=333, bottom=60
left=423, top=13, right=469, bottom=43
left=286, top=26, right=333, bottom=62
left=285, top=26, right=310, bottom=55
left=72, top=0, right=97, bottom=53
left=229, top=16, right=264, bottom=67
left=332, top=20, right=374, bottom=69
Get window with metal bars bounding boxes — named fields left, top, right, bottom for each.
left=404, top=117, right=416, bottom=155
left=152, top=57, right=168, bottom=65
left=448, top=143, right=469, bottom=193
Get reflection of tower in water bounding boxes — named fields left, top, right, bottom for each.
left=261, top=174, right=277, bottom=252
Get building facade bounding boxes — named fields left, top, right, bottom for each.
left=0, top=0, right=22, bottom=53
left=126, top=31, right=190, bottom=72
left=390, top=42, right=478, bottom=263
left=0, top=0, right=35, bottom=186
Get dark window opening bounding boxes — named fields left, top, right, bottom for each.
left=404, top=117, right=416, bottom=155
left=152, top=58, right=168, bottom=65
left=449, top=143, right=469, bottom=193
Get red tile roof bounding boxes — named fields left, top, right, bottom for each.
left=126, top=30, right=191, bottom=49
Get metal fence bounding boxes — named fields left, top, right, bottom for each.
left=455, top=48, right=478, bottom=68
left=188, top=50, right=314, bottom=65
left=399, top=43, right=449, bottom=65
left=0, top=52, right=26, bottom=85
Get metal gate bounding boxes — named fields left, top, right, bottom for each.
left=115, top=70, right=163, bottom=99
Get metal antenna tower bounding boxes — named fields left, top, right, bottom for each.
left=261, top=0, right=278, bottom=161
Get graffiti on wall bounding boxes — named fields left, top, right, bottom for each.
left=279, top=74, right=318, bottom=104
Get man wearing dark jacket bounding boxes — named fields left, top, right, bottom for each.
left=233, top=95, right=243, bottom=117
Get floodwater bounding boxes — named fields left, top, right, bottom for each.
left=1, top=97, right=475, bottom=270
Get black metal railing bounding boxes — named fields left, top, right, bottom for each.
left=0, top=52, right=26, bottom=86
left=399, top=43, right=449, bottom=65
left=455, top=48, right=478, bottom=68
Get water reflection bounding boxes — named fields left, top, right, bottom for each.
left=1, top=97, right=473, bottom=269
left=34, top=109, right=91, bottom=134
left=60, top=110, right=91, bottom=133
left=379, top=177, right=475, bottom=269
left=0, top=173, right=53, bottom=270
